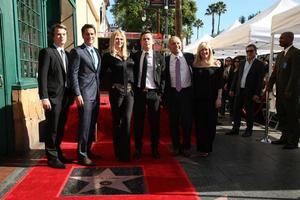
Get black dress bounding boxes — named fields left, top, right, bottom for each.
left=102, top=52, right=135, bottom=161
left=192, top=66, right=223, bottom=153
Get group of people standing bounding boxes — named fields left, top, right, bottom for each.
left=38, top=22, right=299, bottom=169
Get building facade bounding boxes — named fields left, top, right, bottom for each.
left=0, top=0, right=109, bottom=155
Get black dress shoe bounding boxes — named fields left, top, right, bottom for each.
left=47, top=159, right=66, bottom=169
left=225, top=130, right=239, bottom=135
left=182, top=149, right=191, bottom=157
left=283, top=144, right=298, bottom=149
left=241, top=131, right=252, bottom=137
left=87, top=152, right=101, bottom=159
left=271, top=140, right=286, bottom=145
left=133, top=150, right=141, bottom=159
left=152, top=149, right=160, bottom=159
left=59, top=156, right=74, bottom=163
left=78, top=157, right=96, bottom=166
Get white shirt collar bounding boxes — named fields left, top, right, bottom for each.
left=171, top=52, right=183, bottom=59
left=284, top=45, right=293, bottom=55
left=84, top=43, right=94, bottom=51
left=53, top=43, right=64, bottom=52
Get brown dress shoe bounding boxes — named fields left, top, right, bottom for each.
left=47, top=159, right=66, bottom=169
left=78, top=157, right=96, bottom=166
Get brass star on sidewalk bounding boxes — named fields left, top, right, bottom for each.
left=70, top=168, right=142, bottom=194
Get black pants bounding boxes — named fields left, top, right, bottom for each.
left=77, top=98, right=99, bottom=158
left=167, top=87, right=193, bottom=150
left=276, top=94, right=300, bottom=145
left=232, top=89, right=254, bottom=131
left=109, top=88, right=134, bottom=161
left=44, top=90, right=72, bottom=161
left=194, top=98, right=217, bottom=153
left=133, top=88, right=161, bottom=152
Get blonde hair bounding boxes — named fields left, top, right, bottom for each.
left=109, top=30, right=128, bottom=59
left=193, top=42, right=215, bottom=66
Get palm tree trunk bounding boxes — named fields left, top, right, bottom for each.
left=217, top=14, right=221, bottom=34
left=212, top=14, right=215, bottom=36
left=197, top=27, right=199, bottom=39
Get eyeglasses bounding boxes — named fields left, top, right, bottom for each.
left=246, top=49, right=255, bottom=53
left=234, top=60, right=240, bottom=63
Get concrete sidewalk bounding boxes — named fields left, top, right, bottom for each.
left=178, top=115, right=300, bottom=200
left=0, top=114, right=299, bottom=200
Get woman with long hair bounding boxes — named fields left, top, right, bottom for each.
left=192, top=42, right=223, bottom=157
left=102, top=30, right=135, bottom=162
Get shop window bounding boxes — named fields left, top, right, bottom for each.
left=17, top=0, right=41, bottom=78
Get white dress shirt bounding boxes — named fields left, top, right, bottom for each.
left=240, top=58, right=255, bottom=88
left=169, top=52, right=192, bottom=88
left=138, top=50, right=156, bottom=89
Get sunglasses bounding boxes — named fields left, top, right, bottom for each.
left=225, top=59, right=232, bottom=62
left=246, top=49, right=255, bottom=53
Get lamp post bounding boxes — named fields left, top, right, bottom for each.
left=163, top=0, right=169, bottom=51
left=175, top=0, right=182, bottom=38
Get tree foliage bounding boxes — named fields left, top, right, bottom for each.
left=205, top=1, right=227, bottom=37
left=193, top=19, right=204, bottom=39
left=110, top=0, right=197, bottom=39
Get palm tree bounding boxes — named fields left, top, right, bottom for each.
left=205, top=3, right=217, bottom=36
left=215, top=1, right=227, bottom=34
left=193, top=19, right=204, bottom=39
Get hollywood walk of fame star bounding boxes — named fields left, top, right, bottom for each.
left=70, top=168, right=142, bottom=194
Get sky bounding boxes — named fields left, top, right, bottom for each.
left=106, top=0, right=300, bottom=42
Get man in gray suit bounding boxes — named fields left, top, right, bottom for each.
left=69, top=24, right=102, bottom=165
left=268, top=32, right=300, bottom=149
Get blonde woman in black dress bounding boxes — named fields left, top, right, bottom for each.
left=192, top=42, right=223, bottom=157
left=102, top=30, right=135, bottom=162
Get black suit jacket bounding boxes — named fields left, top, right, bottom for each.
left=38, top=45, right=69, bottom=104
left=69, top=44, right=102, bottom=101
left=230, top=58, right=265, bottom=98
left=269, top=46, right=300, bottom=99
left=132, top=51, right=165, bottom=95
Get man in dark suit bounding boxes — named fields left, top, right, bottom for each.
left=69, top=24, right=101, bottom=166
left=132, top=30, right=165, bottom=159
left=164, top=36, right=193, bottom=157
left=226, top=44, right=265, bottom=137
left=268, top=32, right=300, bottom=149
left=38, top=24, right=73, bottom=169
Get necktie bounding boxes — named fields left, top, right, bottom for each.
left=60, top=49, right=66, bottom=72
left=90, top=49, right=97, bottom=69
left=175, top=57, right=182, bottom=92
left=141, top=52, right=148, bottom=89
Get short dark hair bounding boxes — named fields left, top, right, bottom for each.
left=50, top=23, right=67, bottom=38
left=81, top=24, right=96, bottom=35
left=282, top=31, right=294, bottom=41
left=140, top=30, right=152, bottom=41
left=246, top=43, right=257, bottom=53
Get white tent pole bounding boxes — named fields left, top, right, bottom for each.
left=261, top=33, right=275, bottom=143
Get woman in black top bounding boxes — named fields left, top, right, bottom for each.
left=102, top=30, right=135, bottom=162
left=192, top=42, right=223, bottom=157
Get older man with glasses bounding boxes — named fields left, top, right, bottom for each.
left=226, top=44, right=265, bottom=137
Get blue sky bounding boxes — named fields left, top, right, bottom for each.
left=106, top=0, right=300, bottom=42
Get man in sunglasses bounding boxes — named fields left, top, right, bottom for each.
left=268, top=32, right=300, bottom=149
left=226, top=44, right=265, bottom=137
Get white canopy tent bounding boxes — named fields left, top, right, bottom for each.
left=264, top=5, right=300, bottom=142
left=271, top=5, right=300, bottom=48
left=210, top=0, right=298, bottom=53
left=184, top=34, right=213, bottom=54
